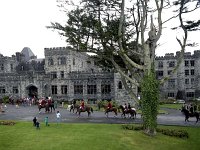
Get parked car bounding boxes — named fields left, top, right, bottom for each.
left=196, top=97, right=200, bottom=101
left=173, top=100, right=185, bottom=104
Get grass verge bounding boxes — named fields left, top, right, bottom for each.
left=0, top=121, right=199, bottom=150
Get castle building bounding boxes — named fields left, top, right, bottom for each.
left=1, top=46, right=199, bottom=103
left=0, top=47, right=134, bottom=104
left=155, top=50, right=200, bottom=100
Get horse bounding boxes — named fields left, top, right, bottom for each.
left=77, top=106, right=93, bottom=117
left=103, top=105, right=118, bottom=117
left=70, top=104, right=79, bottom=113
left=119, top=105, right=136, bottom=119
left=181, top=107, right=199, bottom=123
left=38, top=99, right=50, bottom=113
left=47, top=99, right=55, bottom=112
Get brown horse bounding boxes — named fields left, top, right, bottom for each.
left=119, top=105, right=136, bottom=119
left=38, top=99, right=50, bottom=113
left=77, top=106, right=93, bottom=117
left=103, top=105, right=118, bottom=117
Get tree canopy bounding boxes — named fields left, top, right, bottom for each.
left=49, top=0, right=200, bottom=135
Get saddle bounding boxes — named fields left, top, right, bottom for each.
left=80, top=107, right=85, bottom=111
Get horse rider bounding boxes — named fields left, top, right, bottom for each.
left=190, top=104, right=194, bottom=114
left=73, top=99, right=76, bottom=107
left=128, top=103, right=131, bottom=110
left=124, top=103, right=128, bottom=112
left=80, top=99, right=85, bottom=110
left=107, top=101, right=112, bottom=111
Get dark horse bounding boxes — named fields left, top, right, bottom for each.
left=181, top=107, right=199, bottom=123
left=70, top=104, right=79, bottom=113
left=48, top=99, right=55, bottom=112
left=77, top=106, right=93, bottom=117
left=103, top=105, right=118, bottom=117
left=119, top=105, right=136, bottom=119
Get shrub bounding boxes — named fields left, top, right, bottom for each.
left=121, top=124, right=189, bottom=139
left=0, top=121, right=16, bottom=126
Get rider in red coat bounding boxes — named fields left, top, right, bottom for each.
left=80, top=100, right=85, bottom=110
left=107, top=101, right=112, bottom=111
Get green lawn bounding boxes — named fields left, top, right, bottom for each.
left=159, top=104, right=183, bottom=110
left=0, top=121, right=200, bottom=150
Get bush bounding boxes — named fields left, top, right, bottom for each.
left=0, top=121, right=16, bottom=126
left=121, top=124, right=189, bottom=139
left=2, top=96, right=9, bottom=104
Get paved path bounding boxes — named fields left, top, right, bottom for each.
left=0, top=104, right=200, bottom=127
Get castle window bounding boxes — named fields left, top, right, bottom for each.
left=101, top=84, right=111, bottom=94
left=58, top=57, right=66, bottom=65
left=168, top=92, right=174, bottom=97
left=0, top=86, right=6, bottom=94
left=87, top=85, right=97, bottom=94
left=10, top=64, right=13, bottom=71
left=73, top=58, right=75, bottom=65
left=0, top=64, right=4, bottom=71
left=118, top=81, right=122, bottom=89
left=191, top=78, right=195, bottom=85
left=168, top=70, right=172, bottom=75
left=190, top=60, right=195, bottom=66
left=191, top=69, right=195, bottom=75
left=168, top=61, right=175, bottom=67
left=13, top=86, right=18, bottom=94
left=186, top=92, right=194, bottom=98
left=61, top=85, right=67, bottom=94
left=185, top=70, right=189, bottom=76
left=168, top=79, right=175, bottom=88
left=51, top=72, right=57, bottom=79
left=185, top=60, right=189, bottom=67
left=48, top=58, right=54, bottom=65
left=74, top=85, right=83, bottom=94
left=158, top=61, right=163, bottom=68
left=61, top=71, right=64, bottom=78
left=185, top=79, right=189, bottom=84
left=51, top=85, right=57, bottom=94
left=158, top=71, right=163, bottom=77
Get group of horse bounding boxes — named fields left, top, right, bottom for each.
left=38, top=98, right=55, bottom=113
left=37, top=100, right=200, bottom=123
left=69, top=104, right=137, bottom=118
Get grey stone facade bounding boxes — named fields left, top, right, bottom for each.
left=0, top=47, right=135, bottom=105
left=155, top=50, right=200, bottom=101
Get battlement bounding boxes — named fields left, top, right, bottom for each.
left=44, top=46, right=88, bottom=57
left=156, top=50, right=200, bottom=60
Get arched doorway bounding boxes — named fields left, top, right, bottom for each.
left=26, top=84, right=38, bottom=99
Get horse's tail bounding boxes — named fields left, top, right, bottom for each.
left=91, top=107, right=93, bottom=113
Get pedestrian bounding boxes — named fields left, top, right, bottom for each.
left=33, top=117, right=37, bottom=127
left=56, top=111, right=61, bottom=124
left=44, top=116, right=49, bottom=126
left=36, top=121, right=40, bottom=129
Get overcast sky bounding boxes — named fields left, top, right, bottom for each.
left=0, top=0, right=199, bottom=58
left=0, top=0, right=66, bottom=58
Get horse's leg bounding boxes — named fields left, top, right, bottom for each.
left=186, top=116, right=189, bottom=122
left=105, top=111, right=108, bottom=118
left=88, top=111, right=90, bottom=117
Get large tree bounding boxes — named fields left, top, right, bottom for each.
left=49, top=0, right=200, bottom=135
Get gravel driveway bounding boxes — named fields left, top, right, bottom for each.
left=1, top=104, right=200, bottom=127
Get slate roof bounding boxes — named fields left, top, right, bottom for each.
left=21, top=47, right=35, bottom=61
